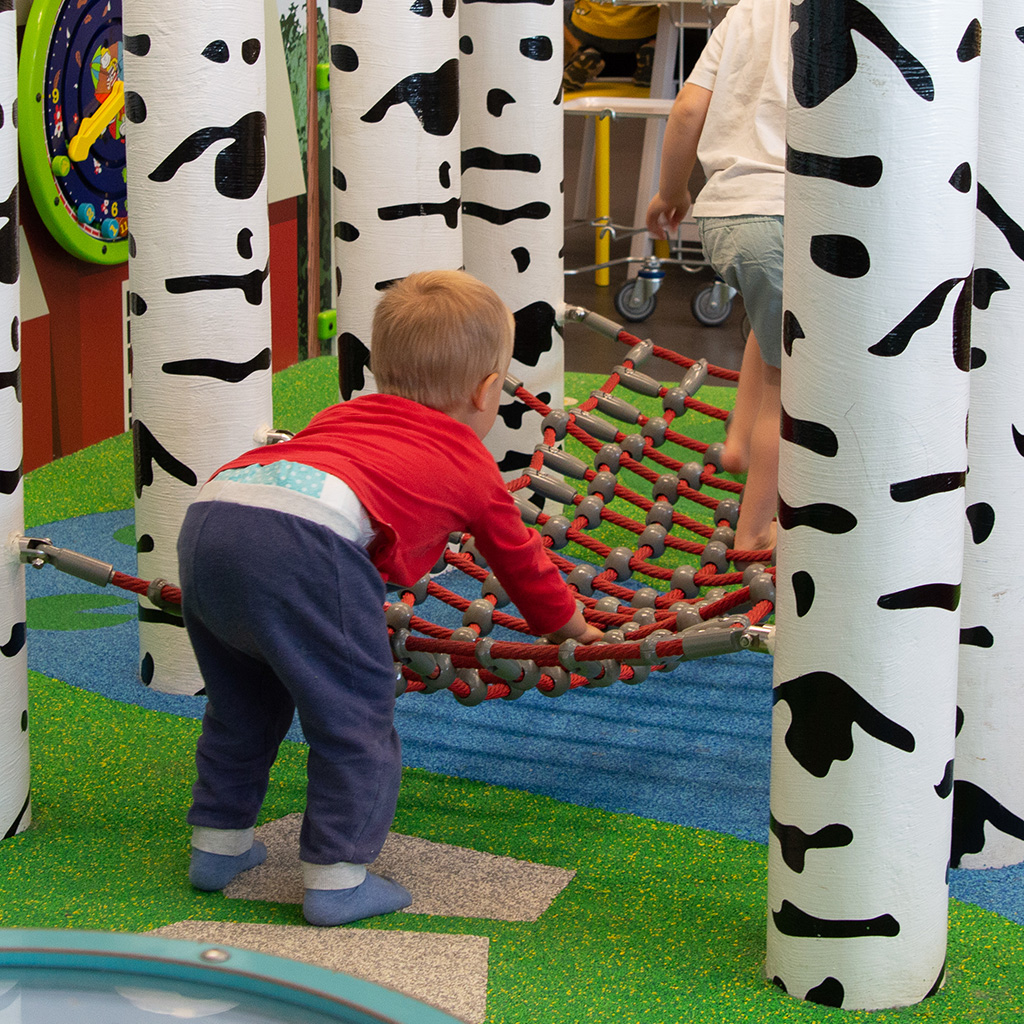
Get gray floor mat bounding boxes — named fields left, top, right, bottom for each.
left=224, top=814, right=575, bottom=922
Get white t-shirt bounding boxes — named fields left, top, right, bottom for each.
left=689, top=0, right=791, bottom=218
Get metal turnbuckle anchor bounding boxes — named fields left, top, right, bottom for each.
left=17, top=535, right=116, bottom=587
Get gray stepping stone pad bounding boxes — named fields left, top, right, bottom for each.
left=224, top=814, right=575, bottom=922
left=150, top=919, right=488, bottom=1024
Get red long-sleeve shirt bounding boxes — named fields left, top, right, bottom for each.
left=215, top=394, right=578, bottom=636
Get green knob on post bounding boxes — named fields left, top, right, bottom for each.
left=317, top=309, right=337, bottom=341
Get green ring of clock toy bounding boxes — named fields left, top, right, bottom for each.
left=18, top=0, right=129, bottom=264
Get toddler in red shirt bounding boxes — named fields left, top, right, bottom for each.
left=178, top=270, right=602, bottom=926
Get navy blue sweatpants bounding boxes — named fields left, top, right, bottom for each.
left=177, top=500, right=401, bottom=866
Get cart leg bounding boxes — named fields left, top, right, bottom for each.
left=573, top=117, right=596, bottom=222
left=594, top=113, right=611, bottom=286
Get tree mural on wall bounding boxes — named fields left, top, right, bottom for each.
left=280, top=2, right=331, bottom=359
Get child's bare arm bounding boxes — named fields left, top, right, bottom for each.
left=646, top=82, right=713, bottom=238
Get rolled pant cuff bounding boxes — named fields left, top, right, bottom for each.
left=301, top=860, right=368, bottom=890
left=191, top=825, right=256, bottom=856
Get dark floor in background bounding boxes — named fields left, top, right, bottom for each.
left=562, top=112, right=747, bottom=382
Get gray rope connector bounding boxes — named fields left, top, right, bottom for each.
left=513, top=492, right=543, bottom=525
left=454, top=668, right=488, bottom=707
left=541, top=409, right=573, bottom=441
left=397, top=575, right=430, bottom=605
left=540, top=664, right=571, bottom=698
left=535, top=443, right=589, bottom=480
left=475, top=637, right=539, bottom=690
left=146, top=578, right=181, bottom=615
left=589, top=389, right=641, bottom=424
left=572, top=411, right=620, bottom=443
left=541, top=515, right=572, bottom=550
left=678, top=615, right=752, bottom=659
left=524, top=468, right=579, bottom=506
left=613, top=364, right=662, bottom=398
left=587, top=470, right=617, bottom=502
left=623, top=337, right=655, bottom=368
left=18, top=536, right=115, bottom=588
left=390, top=628, right=442, bottom=679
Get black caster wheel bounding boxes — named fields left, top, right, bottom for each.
left=690, top=282, right=734, bottom=326
left=614, top=278, right=658, bottom=323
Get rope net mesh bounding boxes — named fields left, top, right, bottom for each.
left=44, top=326, right=775, bottom=704
left=387, top=327, right=776, bottom=705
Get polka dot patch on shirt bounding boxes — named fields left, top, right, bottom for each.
left=215, top=461, right=328, bottom=498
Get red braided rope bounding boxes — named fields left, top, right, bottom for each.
left=110, top=571, right=182, bottom=607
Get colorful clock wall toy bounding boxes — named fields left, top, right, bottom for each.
left=19, top=0, right=129, bottom=264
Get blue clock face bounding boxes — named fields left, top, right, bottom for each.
left=20, top=0, right=130, bottom=263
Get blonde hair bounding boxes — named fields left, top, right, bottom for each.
left=371, top=270, right=515, bottom=412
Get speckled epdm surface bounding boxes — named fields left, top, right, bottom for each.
left=8, top=358, right=1024, bottom=1023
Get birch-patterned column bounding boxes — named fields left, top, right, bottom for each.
left=0, top=0, right=30, bottom=840
left=328, top=1, right=462, bottom=399
left=459, top=0, right=564, bottom=474
left=123, top=2, right=273, bottom=695
left=954, top=0, right=1024, bottom=869
left=766, top=0, right=978, bottom=1009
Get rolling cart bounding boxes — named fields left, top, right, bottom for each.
left=563, top=0, right=741, bottom=327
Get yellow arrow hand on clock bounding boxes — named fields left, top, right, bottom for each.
left=67, top=79, right=124, bottom=163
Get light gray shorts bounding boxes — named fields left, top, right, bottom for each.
left=697, top=214, right=784, bottom=368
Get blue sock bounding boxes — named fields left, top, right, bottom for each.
left=303, top=873, right=412, bottom=927
left=189, top=840, right=267, bottom=891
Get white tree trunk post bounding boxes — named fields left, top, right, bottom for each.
left=123, top=1, right=273, bottom=694
left=327, top=0, right=462, bottom=400
left=954, top=0, right=1024, bottom=870
left=459, top=0, right=564, bottom=475
left=0, top=0, right=30, bottom=841
left=767, top=0, right=978, bottom=1009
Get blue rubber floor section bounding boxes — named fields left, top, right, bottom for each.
left=24, top=509, right=1024, bottom=926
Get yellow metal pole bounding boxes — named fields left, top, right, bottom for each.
left=594, top=113, right=611, bottom=286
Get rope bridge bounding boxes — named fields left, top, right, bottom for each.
left=19, top=311, right=776, bottom=704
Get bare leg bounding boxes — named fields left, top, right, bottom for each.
left=733, top=363, right=781, bottom=556
left=722, top=329, right=764, bottom=476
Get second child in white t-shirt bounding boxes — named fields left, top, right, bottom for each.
left=646, top=0, right=791, bottom=560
